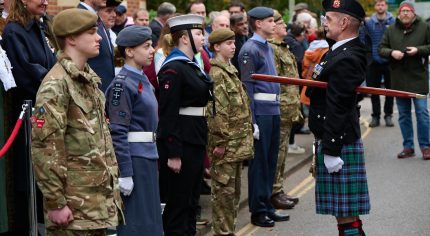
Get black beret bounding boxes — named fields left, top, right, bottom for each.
left=248, top=7, right=274, bottom=19
left=53, top=9, right=97, bottom=37
left=106, top=0, right=122, bottom=8
left=322, top=0, right=365, bottom=21
left=116, top=25, right=152, bottom=47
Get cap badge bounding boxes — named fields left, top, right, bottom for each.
left=333, top=0, right=341, bottom=8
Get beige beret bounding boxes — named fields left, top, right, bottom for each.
left=53, top=8, right=98, bottom=37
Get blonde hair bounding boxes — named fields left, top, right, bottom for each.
left=7, top=0, right=37, bottom=26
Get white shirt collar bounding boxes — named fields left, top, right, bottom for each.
left=331, top=37, right=356, bottom=51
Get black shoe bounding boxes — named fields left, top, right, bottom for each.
left=267, top=212, right=290, bottom=222
left=369, top=117, right=380, bottom=127
left=200, top=180, right=211, bottom=195
left=251, top=214, right=275, bottom=227
left=385, top=115, right=394, bottom=127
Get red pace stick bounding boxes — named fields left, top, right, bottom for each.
left=251, top=74, right=427, bottom=99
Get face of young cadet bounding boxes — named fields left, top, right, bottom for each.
left=129, top=40, right=154, bottom=67
left=257, top=17, right=275, bottom=37
left=274, top=19, right=287, bottom=38
left=23, top=0, right=47, bottom=17
left=215, top=39, right=236, bottom=60
left=190, top=29, right=204, bottom=52
left=73, top=27, right=102, bottom=59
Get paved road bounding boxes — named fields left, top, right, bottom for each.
left=232, top=97, right=430, bottom=236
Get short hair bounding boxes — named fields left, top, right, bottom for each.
left=248, top=17, right=257, bottom=31
left=157, top=2, right=176, bottom=17
left=315, top=27, right=326, bottom=40
left=228, top=1, right=245, bottom=12
left=230, top=13, right=245, bottom=26
left=186, top=0, right=204, bottom=14
left=133, top=9, right=148, bottom=21
left=289, top=22, right=306, bottom=37
left=375, top=0, right=387, bottom=3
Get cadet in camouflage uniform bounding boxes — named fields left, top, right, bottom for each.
left=31, top=9, right=123, bottom=236
left=206, top=28, right=254, bottom=236
left=269, top=11, right=301, bottom=209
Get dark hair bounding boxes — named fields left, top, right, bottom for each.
left=228, top=1, right=245, bottom=12
left=186, top=0, right=204, bottom=14
left=315, top=27, right=326, bottom=40
left=171, top=30, right=188, bottom=46
left=289, top=22, right=305, bottom=37
left=248, top=17, right=257, bottom=31
left=117, top=45, right=126, bottom=58
left=56, top=37, right=66, bottom=50
left=230, top=12, right=245, bottom=26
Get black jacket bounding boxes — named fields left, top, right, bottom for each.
left=307, top=37, right=366, bottom=156
left=157, top=55, right=213, bottom=158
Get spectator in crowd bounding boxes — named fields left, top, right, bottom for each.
left=239, top=7, right=288, bottom=227
left=379, top=1, right=430, bottom=159
left=310, top=1, right=370, bottom=234
left=2, top=0, right=56, bottom=233
left=187, top=0, right=206, bottom=17
left=157, top=14, right=212, bottom=235
left=204, top=14, right=230, bottom=58
left=230, top=13, right=248, bottom=76
left=364, top=0, right=395, bottom=127
left=154, top=26, right=174, bottom=74
left=99, top=0, right=122, bottom=47
left=112, top=4, right=127, bottom=34
left=291, top=2, right=308, bottom=23
left=106, top=25, right=163, bottom=235
left=150, top=2, right=176, bottom=47
left=301, top=27, right=329, bottom=108
left=295, top=12, right=313, bottom=49
left=78, top=0, right=116, bottom=91
left=206, top=27, right=254, bottom=236
left=228, top=1, right=246, bottom=15
left=269, top=10, right=300, bottom=211
left=133, top=8, right=149, bottom=27
left=31, top=8, right=123, bottom=235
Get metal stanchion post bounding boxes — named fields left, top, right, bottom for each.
left=24, top=100, right=37, bottom=236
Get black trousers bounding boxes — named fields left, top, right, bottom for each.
left=366, top=62, right=393, bottom=118
left=158, top=141, right=205, bottom=236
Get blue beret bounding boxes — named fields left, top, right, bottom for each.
left=248, top=7, right=274, bottom=19
left=322, top=0, right=365, bottom=21
left=115, top=5, right=127, bottom=14
left=116, top=25, right=152, bottom=47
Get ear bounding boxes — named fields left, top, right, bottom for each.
left=65, top=36, right=76, bottom=47
left=180, top=34, right=189, bottom=45
left=255, top=19, right=262, bottom=30
left=213, top=43, right=221, bottom=52
left=125, top=47, right=134, bottom=58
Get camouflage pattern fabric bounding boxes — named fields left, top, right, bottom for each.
left=206, top=58, right=253, bottom=235
left=206, top=58, right=254, bottom=165
left=46, top=228, right=106, bottom=236
left=211, top=162, right=242, bottom=236
left=269, top=39, right=302, bottom=194
left=31, top=58, right=124, bottom=231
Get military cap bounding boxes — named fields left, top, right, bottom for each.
left=294, top=3, right=308, bottom=11
left=53, top=9, right=97, bottom=37
left=273, top=10, right=282, bottom=22
left=322, top=0, right=365, bottom=21
left=116, top=25, right=152, bottom=47
left=248, top=7, right=274, bottom=19
left=115, top=5, right=127, bottom=14
left=167, top=14, right=204, bottom=32
left=106, top=0, right=122, bottom=7
left=208, top=28, right=235, bottom=51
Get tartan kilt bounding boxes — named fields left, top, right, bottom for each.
left=315, top=139, right=370, bottom=217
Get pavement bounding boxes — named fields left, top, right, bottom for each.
left=196, top=130, right=314, bottom=236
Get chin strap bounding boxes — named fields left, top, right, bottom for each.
left=187, top=29, right=198, bottom=54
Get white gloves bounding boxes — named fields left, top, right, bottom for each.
left=119, top=177, right=134, bottom=196
left=253, top=124, right=260, bottom=140
left=324, top=155, right=344, bottom=173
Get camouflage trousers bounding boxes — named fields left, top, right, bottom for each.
left=45, top=228, right=106, bottom=236
left=211, top=162, right=243, bottom=235
left=272, top=118, right=294, bottom=194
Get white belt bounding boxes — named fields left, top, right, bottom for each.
left=254, top=93, right=279, bottom=102
left=179, top=107, right=206, bottom=116
left=127, top=132, right=156, bottom=143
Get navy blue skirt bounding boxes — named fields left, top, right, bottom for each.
left=315, top=139, right=370, bottom=217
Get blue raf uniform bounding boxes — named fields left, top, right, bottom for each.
left=238, top=7, right=287, bottom=227
left=105, top=26, right=163, bottom=236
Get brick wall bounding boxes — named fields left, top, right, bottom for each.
left=46, top=0, right=146, bottom=16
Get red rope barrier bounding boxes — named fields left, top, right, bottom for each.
left=0, top=110, right=25, bottom=158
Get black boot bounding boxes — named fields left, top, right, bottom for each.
left=338, top=220, right=365, bottom=236
left=369, top=117, right=380, bottom=127
left=384, top=115, right=394, bottom=127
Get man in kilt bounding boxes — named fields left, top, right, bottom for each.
left=307, top=0, right=370, bottom=235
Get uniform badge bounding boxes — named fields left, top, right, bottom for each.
left=138, top=81, right=143, bottom=93
left=39, top=106, right=45, bottom=114
left=164, top=81, right=170, bottom=90
left=333, top=0, right=341, bottom=8
left=111, top=83, right=123, bottom=106
left=36, top=119, right=45, bottom=128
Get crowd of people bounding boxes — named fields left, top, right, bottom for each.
left=0, top=0, right=429, bottom=235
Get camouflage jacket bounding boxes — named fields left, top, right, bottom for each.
left=31, top=58, right=123, bottom=230
left=206, top=58, right=254, bottom=165
left=269, top=39, right=302, bottom=122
